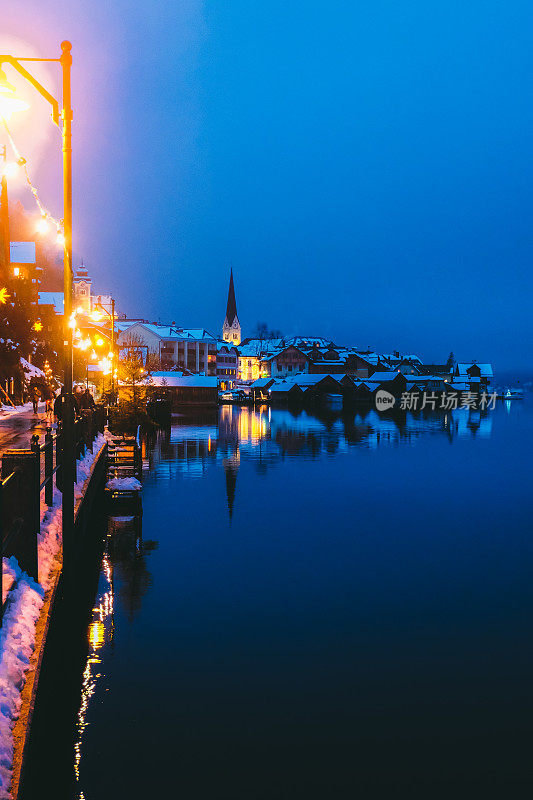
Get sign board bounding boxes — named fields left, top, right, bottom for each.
left=10, top=241, right=36, bottom=264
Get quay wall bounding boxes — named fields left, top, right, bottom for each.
left=9, top=440, right=108, bottom=800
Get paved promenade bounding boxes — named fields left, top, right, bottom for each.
left=0, top=405, right=51, bottom=456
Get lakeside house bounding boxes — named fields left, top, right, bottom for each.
left=217, top=343, right=239, bottom=389
left=116, top=322, right=218, bottom=375
left=454, top=363, right=493, bottom=390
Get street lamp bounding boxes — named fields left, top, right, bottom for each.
left=0, top=42, right=76, bottom=555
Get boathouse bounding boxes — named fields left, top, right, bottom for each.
left=146, top=373, right=218, bottom=408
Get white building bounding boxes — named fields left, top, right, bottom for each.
left=117, top=322, right=217, bottom=375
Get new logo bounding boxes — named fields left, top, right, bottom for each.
left=375, top=390, right=395, bottom=411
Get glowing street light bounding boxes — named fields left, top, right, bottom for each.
left=0, top=42, right=75, bottom=547
left=0, top=67, right=29, bottom=120
left=1, top=161, right=19, bottom=179
left=35, top=215, right=49, bottom=234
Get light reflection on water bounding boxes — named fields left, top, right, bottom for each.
left=68, top=398, right=533, bottom=798
left=74, top=554, right=114, bottom=799
left=146, top=402, right=494, bottom=486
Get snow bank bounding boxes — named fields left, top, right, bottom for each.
left=106, top=476, right=142, bottom=491
left=0, top=561, right=44, bottom=799
left=0, top=432, right=106, bottom=797
left=74, top=434, right=106, bottom=503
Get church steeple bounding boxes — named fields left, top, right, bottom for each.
left=222, top=268, right=241, bottom=345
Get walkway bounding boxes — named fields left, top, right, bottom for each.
left=0, top=405, right=51, bottom=456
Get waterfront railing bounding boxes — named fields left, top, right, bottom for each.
left=0, top=406, right=106, bottom=618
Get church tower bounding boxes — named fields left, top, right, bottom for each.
left=222, top=268, right=241, bottom=345
left=73, top=263, right=92, bottom=315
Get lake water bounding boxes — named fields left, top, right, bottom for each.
left=22, top=399, right=533, bottom=798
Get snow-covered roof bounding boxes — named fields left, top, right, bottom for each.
left=282, top=336, right=333, bottom=349
left=180, top=328, right=217, bottom=340
left=448, top=381, right=471, bottom=392
left=382, top=353, right=422, bottom=364
left=238, top=343, right=264, bottom=358
left=146, top=372, right=218, bottom=388
left=122, top=323, right=216, bottom=341
left=249, top=378, right=274, bottom=388
left=38, top=291, right=64, bottom=313
left=271, top=373, right=342, bottom=390
left=239, top=338, right=283, bottom=356
left=364, top=371, right=402, bottom=383
left=114, top=320, right=139, bottom=333
left=455, top=363, right=493, bottom=378
left=354, top=352, right=381, bottom=366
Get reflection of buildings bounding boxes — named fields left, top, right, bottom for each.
left=144, top=404, right=496, bottom=522
left=223, top=452, right=240, bottom=521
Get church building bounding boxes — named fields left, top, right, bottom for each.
left=222, top=268, right=241, bottom=345
left=73, top=263, right=92, bottom=315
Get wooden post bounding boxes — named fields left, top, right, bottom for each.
left=56, top=427, right=63, bottom=492
left=45, top=427, right=54, bottom=506
left=1, top=449, right=39, bottom=583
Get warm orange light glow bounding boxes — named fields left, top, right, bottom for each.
left=98, top=357, right=112, bottom=375
left=0, top=69, right=30, bottom=120
left=2, top=161, right=19, bottom=179
left=0, top=287, right=10, bottom=304
left=33, top=321, right=43, bottom=332
left=88, top=620, right=104, bottom=649
left=35, top=216, right=49, bottom=235
left=95, top=337, right=104, bottom=347
left=56, top=232, right=65, bottom=247
left=91, top=309, right=102, bottom=322
left=13, top=266, right=20, bottom=277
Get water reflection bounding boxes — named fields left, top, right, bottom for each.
left=75, top=516, right=155, bottom=798
left=74, top=553, right=114, bottom=798
left=144, top=403, right=495, bottom=521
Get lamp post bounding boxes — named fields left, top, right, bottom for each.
left=0, top=42, right=76, bottom=559
left=0, top=145, right=10, bottom=271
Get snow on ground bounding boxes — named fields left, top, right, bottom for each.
left=0, top=402, right=40, bottom=419
left=74, top=434, right=106, bottom=503
left=0, top=433, right=106, bottom=798
left=106, top=476, right=142, bottom=491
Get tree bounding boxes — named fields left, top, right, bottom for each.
left=0, top=282, right=39, bottom=402
left=118, top=333, right=147, bottom=413
left=446, top=351, right=455, bottom=368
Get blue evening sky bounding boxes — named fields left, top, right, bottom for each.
left=2, top=1, right=532, bottom=369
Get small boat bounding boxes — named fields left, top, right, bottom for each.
left=504, top=388, right=524, bottom=399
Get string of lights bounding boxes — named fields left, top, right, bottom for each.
left=2, top=117, right=64, bottom=242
